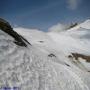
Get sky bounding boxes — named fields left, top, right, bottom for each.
left=0, top=0, right=90, bottom=31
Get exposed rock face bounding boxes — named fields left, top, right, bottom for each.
left=0, top=18, right=31, bottom=47
left=68, top=53, right=90, bottom=62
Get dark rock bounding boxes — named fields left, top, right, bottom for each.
left=48, top=53, right=56, bottom=57
left=0, top=18, right=31, bottom=47
left=39, top=41, right=44, bottom=43
left=68, top=55, right=73, bottom=58
left=68, top=53, right=90, bottom=62
left=65, top=63, right=70, bottom=67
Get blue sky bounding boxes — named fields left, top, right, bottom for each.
left=0, top=0, right=90, bottom=31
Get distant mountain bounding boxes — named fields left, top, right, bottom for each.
left=0, top=18, right=90, bottom=90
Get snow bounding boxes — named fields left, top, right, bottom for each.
left=48, top=23, right=69, bottom=32
left=80, top=19, right=90, bottom=29
left=0, top=19, right=90, bottom=90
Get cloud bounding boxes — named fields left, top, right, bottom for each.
left=48, top=23, right=69, bottom=32
left=67, top=0, right=82, bottom=10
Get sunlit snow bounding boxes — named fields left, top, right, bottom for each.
left=0, top=19, right=90, bottom=90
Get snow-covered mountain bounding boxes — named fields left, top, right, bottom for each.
left=0, top=19, right=90, bottom=90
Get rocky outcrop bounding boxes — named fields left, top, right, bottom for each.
left=0, top=18, right=31, bottom=47
left=68, top=53, right=90, bottom=62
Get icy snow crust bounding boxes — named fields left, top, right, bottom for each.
left=0, top=20, right=90, bottom=90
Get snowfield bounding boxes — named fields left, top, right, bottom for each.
left=0, top=19, right=90, bottom=90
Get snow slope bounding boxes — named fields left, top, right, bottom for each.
left=0, top=20, right=90, bottom=90
left=15, top=19, right=90, bottom=71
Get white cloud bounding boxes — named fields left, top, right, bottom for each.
left=48, top=23, right=69, bottom=32
left=67, top=0, right=82, bottom=10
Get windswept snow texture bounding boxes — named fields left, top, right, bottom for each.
left=0, top=20, right=90, bottom=90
